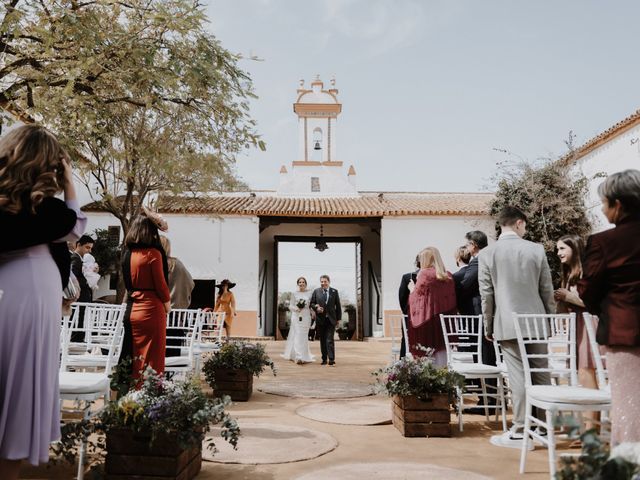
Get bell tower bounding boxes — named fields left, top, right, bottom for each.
left=278, top=74, right=357, bottom=196
left=294, top=74, right=341, bottom=163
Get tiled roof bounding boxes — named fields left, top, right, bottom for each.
left=83, top=192, right=493, bottom=217
left=559, top=108, right=640, bottom=166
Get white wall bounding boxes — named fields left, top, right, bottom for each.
left=83, top=212, right=260, bottom=314
left=570, top=123, right=640, bottom=231
left=380, top=215, right=494, bottom=313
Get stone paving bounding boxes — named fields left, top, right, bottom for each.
left=21, top=339, right=552, bottom=479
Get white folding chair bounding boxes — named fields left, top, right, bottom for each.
left=193, top=311, right=225, bottom=374
left=440, top=314, right=507, bottom=432
left=63, top=303, right=126, bottom=370
left=165, top=308, right=200, bottom=376
left=514, top=313, right=611, bottom=478
left=582, top=313, right=608, bottom=390
left=59, top=313, right=124, bottom=480
left=389, top=314, right=410, bottom=361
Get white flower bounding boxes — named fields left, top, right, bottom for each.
left=610, top=442, right=640, bottom=466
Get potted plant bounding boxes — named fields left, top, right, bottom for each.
left=100, top=370, right=239, bottom=479
left=51, top=368, right=239, bottom=479
left=344, top=303, right=357, bottom=339
left=202, top=341, right=276, bottom=402
left=277, top=295, right=291, bottom=339
left=373, top=350, right=464, bottom=438
left=336, top=319, right=350, bottom=340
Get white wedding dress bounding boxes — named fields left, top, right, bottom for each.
left=282, top=290, right=315, bottom=363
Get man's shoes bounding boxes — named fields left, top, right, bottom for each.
left=490, top=431, right=534, bottom=451
left=321, top=360, right=327, bottom=365
left=329, top=360, right=335, bottom=366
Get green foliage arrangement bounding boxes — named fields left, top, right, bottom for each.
left=556, top=418, right=639, bottom=480
left=90, top=228, right=121, bottom=275
left=52, top=369, right=239, bottom=465
left=490, top=142, right=593, bottom=284
left=100, top=369, right=239, bottom=451
left=373, top=351, right=465, bottom=401
left=202, top=341, right=276, bottom=388
left=1, top=0, right=263, bottom=235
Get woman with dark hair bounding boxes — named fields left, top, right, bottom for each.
left=282, top=277, right=315, bottom=364
left=121, top=209, right=171, bottom=380
left=0, top=125, right=86, bottom=479
left=579, top=169, right=640, bottom=444
left=214, top=279, right=237, bottom=337
left=555, top=235, right=598, bottom=392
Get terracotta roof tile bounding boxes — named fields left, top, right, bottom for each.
left=559, top=108, right=640, bottom=166
left=83, top=192, right=492, bottom=217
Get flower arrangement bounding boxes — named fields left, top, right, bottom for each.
left=202, top=341, right=276, bottom=387
left=373, top=351, right=465, bottom=401
left=296, top=298, right=307, bottom=309
left=101, top=368, right=239, bottom=450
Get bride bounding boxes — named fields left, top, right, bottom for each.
left=282, top=277, right=315, bottom=364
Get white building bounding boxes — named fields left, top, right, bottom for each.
left=562, top=108, right=640, bottom=230
left=83, top=76, right=494, bottom=338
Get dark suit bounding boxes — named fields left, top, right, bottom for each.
left=398, top=270, right=418, bottom=358
left=310, top=287, right=341, bottom=362
left=579, top=216, right=640, bottom=347
left=71, top=251, right=92, bottom=303
left=460, top=256, right=496, bottom=406
left=71, top=250, right=92, bottom=342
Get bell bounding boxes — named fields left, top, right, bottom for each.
left=314, top=141, right=321, bottom=150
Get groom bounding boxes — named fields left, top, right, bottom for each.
left=310, top=275, right=342, bottom=366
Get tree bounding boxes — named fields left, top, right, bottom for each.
left=0, top=0, right=263, bottom=233
left=489, top=137, right=592, bottom=285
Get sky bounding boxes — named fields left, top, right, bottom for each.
left=205, top=0, right=640, bottom=193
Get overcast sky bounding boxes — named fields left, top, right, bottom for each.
left=205, top=0, right=640, bottom=193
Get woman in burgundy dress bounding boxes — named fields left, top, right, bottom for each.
left=409, top=247, right=457, bottom=366
left=121, top=210, right=171, bottom=380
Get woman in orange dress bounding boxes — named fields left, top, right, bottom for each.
left=214, top=279, right=237, bottom=337
left=121, top=211, right=171, bottom=380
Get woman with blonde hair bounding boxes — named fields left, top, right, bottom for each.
left=0, top=125, right=87, bottom=479
left=159, top=236, right=194, bottom=309
left=408, top=247, right=457, bottom=365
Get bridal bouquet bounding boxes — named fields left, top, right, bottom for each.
left=296, top=298, right=307, bottom=310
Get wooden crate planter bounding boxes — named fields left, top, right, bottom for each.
left=392, top=394, right=452, bottom=437
left=212, top=368, right=253, bottom=402
left=105, top=428, right=201, bottom=480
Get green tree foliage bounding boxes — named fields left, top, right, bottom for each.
left=0, top=0, right=263, bottom=233
left=90, top=228, right=120, bottom=275
left=489, top=143, right=592, bottom=286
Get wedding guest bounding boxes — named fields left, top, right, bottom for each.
left=579, top=169, right=640, bottom=445
left=408, top=247, right=457, bottom=365
left=452, top=246, right=472, bottom=314
left=215, top=279, right=237, bottom=337
left=120, top=210, right=171, bottom=380
left=398, top=254, right=420, bottom=358
left=555, top=235, right=598, bottom=391
left=479, top=206, right=555, bottom=448
left=71, top=234, right=95, bottom=302
left=81, top=252, right=101, bottom=292
left=0, top=125, right=86, bottom=479
left=159, top=236, right=194, bottom=309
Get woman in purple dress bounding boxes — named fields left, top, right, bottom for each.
left=0, top=125, right=87, bottom=479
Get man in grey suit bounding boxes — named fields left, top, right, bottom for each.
left=478, top=206, right=555, bottom=448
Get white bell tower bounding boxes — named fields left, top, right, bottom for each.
left=278, top=75, right=358, bottom=196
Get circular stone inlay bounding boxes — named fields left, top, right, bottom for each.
left=295, top=462, right=494, bottom=480
left=258, top=379, right=374, bottom=399
left=296, top=397, right=391, bottom=425
left=202, top=422, right=338, bottom=464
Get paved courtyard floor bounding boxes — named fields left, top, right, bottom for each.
left=22, top=339, right=551, bottom=479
